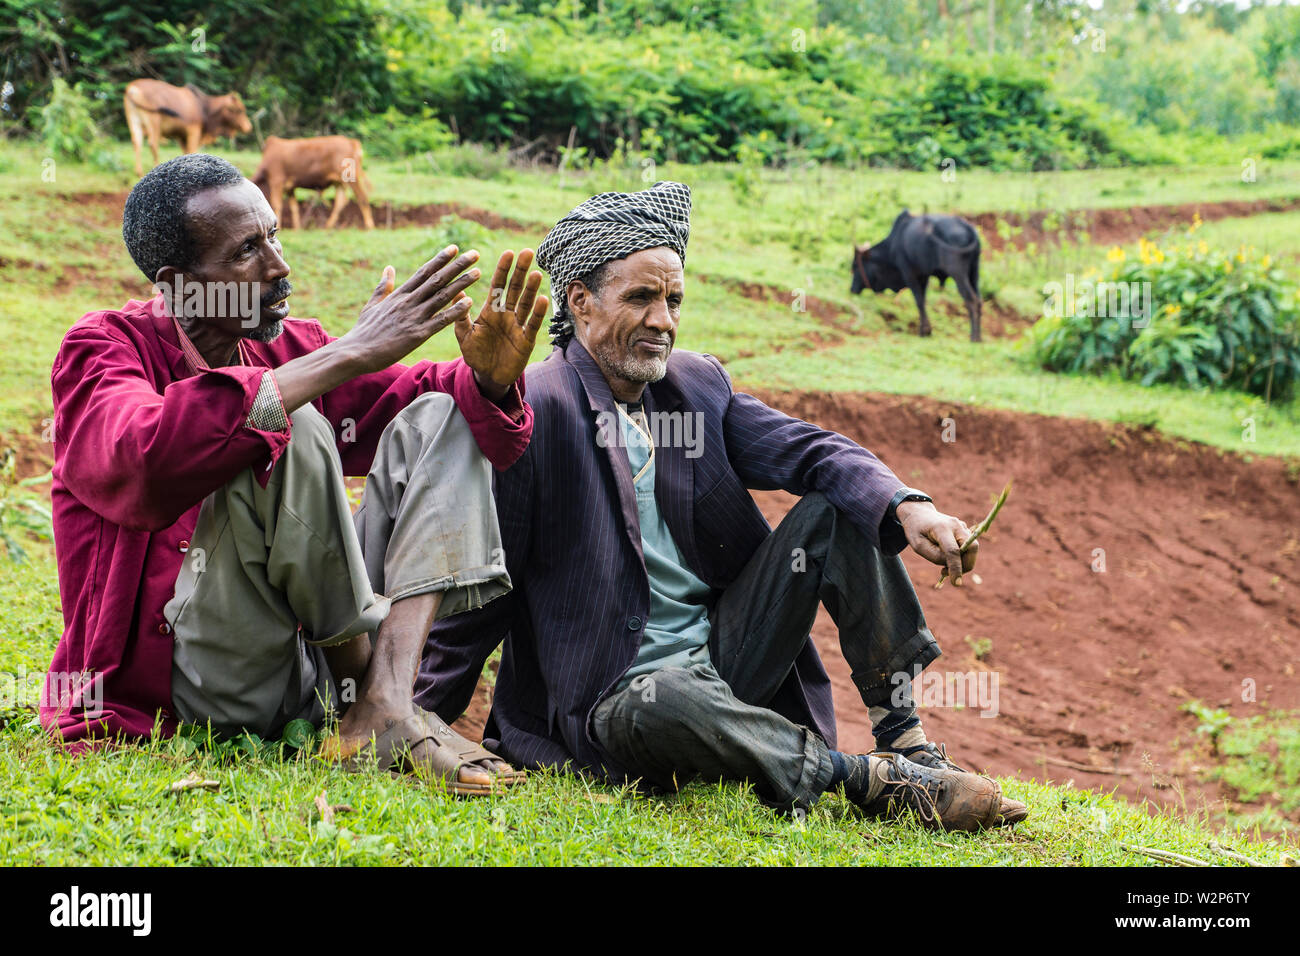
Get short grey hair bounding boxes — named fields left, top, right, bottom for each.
left=122, top=153, right=246, bottom=283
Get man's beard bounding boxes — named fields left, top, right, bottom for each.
left=245, top=277, right=292, bottom=343
left=246, top=319, right=284, bottom=343
left=594, top=335, right=672, bottom=384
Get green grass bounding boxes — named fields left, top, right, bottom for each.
left=1209, top=709, right=1300, bottom=841
left=727, top=333, right=1300, bottom=459
left=0, top=542, right=1294, bottom=865
left=3, top=725, right=1291, bottom=866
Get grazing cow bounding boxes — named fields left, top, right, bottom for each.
left=123, top=79, right=252, bottom=176
left=851, top=210, right=983, bottom=342
left=251, top=135, right=376, bottom=230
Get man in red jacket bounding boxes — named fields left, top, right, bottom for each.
left=42, top=153, right=548, bottom=793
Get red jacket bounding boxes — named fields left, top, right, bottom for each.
left=43, top=295, right=532, bottom=747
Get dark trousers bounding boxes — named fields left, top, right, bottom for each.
left=590, top=492, right=938, bottom=811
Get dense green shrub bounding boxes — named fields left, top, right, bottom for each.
left=34, top=77, right=101, bottom=161
left=6, top=0, right=1300, bottom=167
left=1029, top=232, right=1300, bottom=401
left=343, top=107, right=456, bottom=160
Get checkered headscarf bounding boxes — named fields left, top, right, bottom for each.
left=536, top=181, right=691, bottom=344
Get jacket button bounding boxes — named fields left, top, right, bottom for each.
left=158, top=623, right=171, bottom=635
left=178, top=540, right=190, bottom=553
left=627, top=616, right=643, bottom=631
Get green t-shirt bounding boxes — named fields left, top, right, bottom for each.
left=615, top=401, right=713, bottom=690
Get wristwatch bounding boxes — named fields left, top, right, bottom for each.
left=884, top=487, right=933, bottom=527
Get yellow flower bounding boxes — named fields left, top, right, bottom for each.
left=1107, top=246, right=1126, bottom=263
left=1165, top=303, right=1181, bottom=316
left=1197, top=240, right=1208, bottom=255
left=1262, top=254, right=1272, bottom=268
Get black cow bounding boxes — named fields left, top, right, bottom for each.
left=850, top=210, right=983, bottom=342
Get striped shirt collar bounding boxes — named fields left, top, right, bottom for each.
left=171, top=314, right=249, bottom=374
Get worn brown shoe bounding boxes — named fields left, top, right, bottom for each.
left=890, top=741, right=967, bottom=772
left=888, top=743, right=1028, bottom=827
left=851, top=752, right=1002, bottom=832
left=996, top=796, right=1029, bottom=826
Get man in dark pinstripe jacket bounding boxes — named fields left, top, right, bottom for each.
left=416, top=184, right=1027, bottom=830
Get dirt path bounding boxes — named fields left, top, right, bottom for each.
left=453, top=389, right=1299, bottom=828
left=963, top=196, right=1300, bottom=252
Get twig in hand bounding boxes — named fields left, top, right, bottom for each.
left=168, top=772, right=220, bottom=794
left=1119, top=842, right=1210, bottom=867
left=936, top=481, right=1011, bottom=589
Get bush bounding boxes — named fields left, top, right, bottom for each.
left=344, top=106, right=455, bottom=159
left=1029, top=228, right=1300, bottom=401
left=34, top=77, right=101, bottom=162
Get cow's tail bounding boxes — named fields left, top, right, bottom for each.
left=948, top=217, right=981, bottom=254
left=355, top=143, right=374, bottom=194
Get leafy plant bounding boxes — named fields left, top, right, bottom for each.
left=1029, top=233, right=1300, bottom=401
left=0, top=451, right=51, bottom=564
left=1182, top=699, right=1234, bottom=756
left=34, top=77, right=101, bottom=162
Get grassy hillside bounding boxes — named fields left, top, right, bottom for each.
left=0, top=545, right=1290, bottom=866
left=2, top=141, right=1298, bottom=458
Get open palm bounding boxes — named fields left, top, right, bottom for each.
left=455, top=248, right=549, bottom=394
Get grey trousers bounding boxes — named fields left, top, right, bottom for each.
left=591, top=492, right=938, bottom=812
left=166, top=392, right=509, bottom=739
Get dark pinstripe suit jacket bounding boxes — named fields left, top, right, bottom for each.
left=415, top=339, right=908, bottom=777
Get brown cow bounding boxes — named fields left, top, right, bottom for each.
left=251, top=135, right=376, bottom=230
left=124, top=79, right=252, bottom=176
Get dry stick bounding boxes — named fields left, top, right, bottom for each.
left=1120, top=843, right=1212, bottom=867
left=935, top=480, right=1011, bottom=589
left=168, top=773, right=220, bottom=794
left=1041, top=755, right=1133, bottom=776
left=1208, top=841, right=1261, bottom=867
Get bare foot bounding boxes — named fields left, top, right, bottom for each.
left=323, top=700, right=518, bottom=788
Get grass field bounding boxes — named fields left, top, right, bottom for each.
left=0, top=545, right=1290, bottom=866
left=2, top=140, right=1299, bottom=864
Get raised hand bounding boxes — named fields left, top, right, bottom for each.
left=454, top=249, right=549, bottom=400
left=343, top=245, right=483, bottom=375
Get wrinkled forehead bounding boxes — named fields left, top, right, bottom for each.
left=603, top=246, right=684, bottom=288
left=185, top=179, right=274, bottom=244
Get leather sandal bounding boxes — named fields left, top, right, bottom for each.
left=338, top=710, right=525, bottom=796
